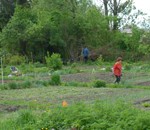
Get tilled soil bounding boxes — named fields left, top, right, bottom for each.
left=134, top=98, right=150, bottom=110
left=1, top=71, right=150, bottom=86
left=61, top=72, right=114, bottom=83
left=0, top=104, right=26, bottom=112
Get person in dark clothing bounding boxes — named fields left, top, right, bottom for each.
left=82, top=47, right=89, bottom=63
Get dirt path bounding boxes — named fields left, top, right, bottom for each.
left=1, top=71, right=150, bottom=86
left=61, top=72, right=114, bottom=83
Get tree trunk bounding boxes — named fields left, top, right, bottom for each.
left=113, top=0, right=118, bottom=30
left=103, top=0, right=108, bottom=16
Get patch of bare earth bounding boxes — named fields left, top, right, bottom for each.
left=136, top=81, right=150, bottom=86
left=61, top=72, right=114, bottom=83
left=134, top=99, right=150, bottom=110
left=0, top=104, right=26, bottom=112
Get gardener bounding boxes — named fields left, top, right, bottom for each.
left=82, top=46, right=89, bottom=63
left=113, top=57, right=122, bottom=83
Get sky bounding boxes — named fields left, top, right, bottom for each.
left=93, top=0, right=150, bottom=16
left=133, top=0, right=150, bottom=16
left=93, top=0, right=150, bottom=27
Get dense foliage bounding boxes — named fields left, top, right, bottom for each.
left=1, top=102, right=150, bottom=130
left=0, top=0, right=150, bottom=62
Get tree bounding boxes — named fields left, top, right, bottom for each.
left=0, top=0, right=15, bottom=30
left=98, top=0, right=134, bottom=30
left=0, top=0, right=114, bottom=62
left=0, top=6, right=36, bottom=56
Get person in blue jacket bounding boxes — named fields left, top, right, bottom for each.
left=82, top=46, right=89, bottom=63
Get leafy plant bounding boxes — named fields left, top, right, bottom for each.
left=8, top=55, right=26, bottom=65
left=124, top=62, right=132, bottom=70
left=142, top=102, right=150, bottom=107
left=93, top=80, right=106, bottom=88
left=20, top=81, right=32, bottom=89
left=8, top=82, right=18, bottom=89
left=45, top=53, right=63, bottom=70
left=50, top=74, right=61, bottom=85
left=96, top=55, right=104, bottom=65
left=34, top=80, right=49, bottom=87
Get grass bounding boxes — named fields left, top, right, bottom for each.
left=0, top=87, right=149, bottom=109
left=0, top=87, right=150, bottom=129
left=1, top=62, right=150, bottom=129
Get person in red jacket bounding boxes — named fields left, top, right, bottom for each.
left=113, top=57, right=122, bottom=83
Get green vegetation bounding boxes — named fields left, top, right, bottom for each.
left=45, top=53, right=63, bottom=70
left=0, top=0, right=150, bottom=129
left=0, top=103, right=148, bottom=129
left=0, top=62, right=150, bottom=130
left=0, top=91, right=150, bottom=130
left=93, top=80, right=106, bottom=88
left=0, top=0, right=150, bottom=62
left=50, top=74, right=61, bottom=86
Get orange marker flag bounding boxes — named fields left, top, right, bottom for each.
left=62, top=100, right=68, bottom=107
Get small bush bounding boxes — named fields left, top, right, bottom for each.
left=34, top=62, right=45, bottom=67
left=45, top=53, right=63, bottom=70
left=21, top=81, right=32, bottom=89
left=93, top=80, right=106, bottom=88
left=105, top=66, right=112, bottom=72
left=20, top=63, right=35, bottom=73
left=35, top=80, right=48, bottom=87
left=71, top=63, right=77, bottom=68
left=124, top=63, right=132, bottom=70
left=8, top=82, right=18, bottom=89
left=96, top=55, right=104, bottom=65
left=8, top=55, right=26, bottom=65
left=142, top=102, right=150, bottom=107
left=50, top=74, right=61, bottom=85
left=0, top=84, right=9, bottom=90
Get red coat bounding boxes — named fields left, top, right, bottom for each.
left=113, top=61, right=122, bottom=76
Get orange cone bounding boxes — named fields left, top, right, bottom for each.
left=62, top=100, right=68, bottom=107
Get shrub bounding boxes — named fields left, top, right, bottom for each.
left=20, top=81, right=32, bottom=89
left=50, top=74, right=61, bottom=85
left=105, top=66, right=112, bottom=72
left=93, top=80, right=106, bottom=88
left=142, top=102, right=150, bottom=107
left=3, top=66, right=12, bottom=76
left=45, top=53, right=63, bottom=70
left=124, top=63, right=132, bottom=70
left=35, top=80, right=48, bottom=87
left=71, top=63, right=77, bottom=68
left=8, top=82, right=18, bottom=89
left=96, top=55, right=104, bottom=65
left=34, top=62, right=45, bottom=67
left=8, top=55, right=26, bottom=65
left=0, top=84, right=9, bottom=90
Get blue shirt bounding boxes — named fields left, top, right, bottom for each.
left=82, top=48, right=89, bottom=57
